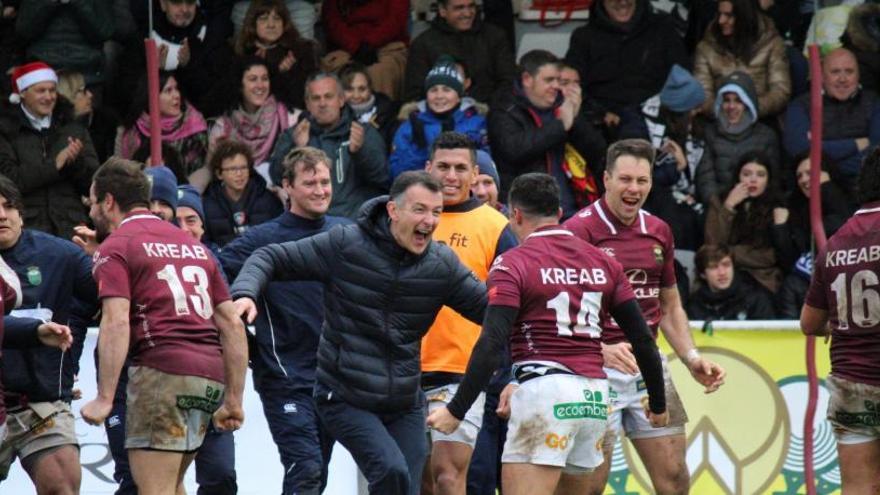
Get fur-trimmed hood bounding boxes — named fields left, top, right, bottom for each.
left=396, top=97, right=488, bottom=121
left=844, top=3, right=880, bottom=52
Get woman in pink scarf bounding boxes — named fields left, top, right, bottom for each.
left=115, top=73, right=209, bottom=181
left=208, top=57, right=299, bottom=169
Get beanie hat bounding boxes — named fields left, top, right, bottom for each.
left=9, top=62, right=58, bottom=104
left=475, top=150, right=500, bottom=189
left=146, top=166, right=179, bottom=210
left=659, top=64, right=705, bottom=113
left=177, top=185, right=205, bottom=222
left=424, top=55, right=464, bottom=97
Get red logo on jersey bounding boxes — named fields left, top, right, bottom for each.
left=488, top=286, right=498, bottom=302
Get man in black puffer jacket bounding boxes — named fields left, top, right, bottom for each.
left=230, top=171, right=487, bottom=495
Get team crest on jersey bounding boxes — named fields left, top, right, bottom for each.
left=652, top=244, right=663, bottom=265
left=600, top=247, right=615, bottom=257
left=26, top=266, right=41, bottom=286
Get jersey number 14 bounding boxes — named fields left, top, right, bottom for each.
left=546, top=291, right=602, bottom=337
left=157, top=264, right=214, bottom=320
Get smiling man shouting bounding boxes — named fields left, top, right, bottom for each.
left=230, top=170, right=488, bottom=495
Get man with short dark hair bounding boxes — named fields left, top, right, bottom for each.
left=421, top=132, right=517, bottom=495
left=687, top=244, right=776, bottom=321
left=427, top=172, right=668, bottom=495
left=80, top=158, right=248, bottom=495
left=404, top=0, right=515, bottom=103
left=221, top=147, right=351, bottom=495
left=231, top=171, right=488, bottom=495
left=270, top=73, right=388, bottom=219
left=488, top=49, right=605, bottom=220
left=0, top=172, right=96, bottom=494
left=801, top=146, right=880, bottom=494
left=563, top=138, right=725, bottom=495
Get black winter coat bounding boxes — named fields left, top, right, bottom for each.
left=564, top=0, right=687, bottom=114
left=688, top=272, right=777, bottom=321
left=230, top=196, right=487, bottom=413
left=0, top=100, right=99, bottom=238
left=202, top=174, right=284, bottom=247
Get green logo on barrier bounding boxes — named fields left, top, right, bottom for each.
left=553, top=389, right=607, bottom=420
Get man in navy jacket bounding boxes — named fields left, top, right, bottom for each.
left=221, top=147, right=351, bottom=495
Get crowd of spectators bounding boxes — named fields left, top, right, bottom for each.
left=0, top=0, right=876, bottom=324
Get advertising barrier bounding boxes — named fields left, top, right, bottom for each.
left=7, top=322, right=841, bottom=494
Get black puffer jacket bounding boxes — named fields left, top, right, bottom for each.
left=230, top=196, right=487, bottom=413
left=688, top=271, right=777, bottom=321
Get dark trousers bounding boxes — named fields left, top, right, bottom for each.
left=105, top=398, right=238, bottom=495
left=256, top=379, right=333, bottom=495
left=466, top=388, right=507, bottom=495
left=316, top=385, right=427, bottom=495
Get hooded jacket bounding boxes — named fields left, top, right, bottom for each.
left=488, top=83, right=606, bottom=219
left=694, top=13, right=791, bottom=117
left=564, top=0, right=687, bottom=113
left=0, top=100, right=99, bottom=238
left=389, top=98, right=489, bottom=179
left=404, top=16, right=516, bottom=104
left=269, top=106, right=389, bottom=219
left=697, top=72, right=780, bottom=204
left=229, top=196, right=487, bottom=413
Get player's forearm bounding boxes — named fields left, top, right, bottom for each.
left=447, top=305, right=516, bottom=420
left=96, top=319, right=129, bottom=402
left=660, top=305, right=698, bottom=362
left=218, top=319, right=248, bottom=406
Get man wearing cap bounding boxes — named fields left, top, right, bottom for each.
left=0, top=173, right=97, bottom=494
left=489, top=50, right=605, bottom=220
left=390, top=56, right=489, bottom=180
left=269, top=72, right=388, bottom=220
left=0, top=61, right=100, bottom=238
left=421, top=131, right=517, bottom=495
left=471, top=150, right=506, bottom=215
left=220, top=147, right=351, bottom=495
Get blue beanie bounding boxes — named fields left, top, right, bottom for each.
left=659, top=64, right=705, bottom=113
left=145, top=166, right=179, bottom=210
left=475, top=150, right=500, bottom=189
left=424, top=55, right=465, bottom=97
left=177, top=185, right=205, bottom=222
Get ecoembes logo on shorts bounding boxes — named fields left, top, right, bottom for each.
left=553, top=390, right=607, bottom=420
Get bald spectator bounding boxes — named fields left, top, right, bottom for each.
left=404, top=0, right=515, bottom=104
left=784, top=48, right=880, bottom=190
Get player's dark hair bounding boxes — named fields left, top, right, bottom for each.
left=93, top=157, right=151, bottom=212
left=0, top=173, right=24, bottom=213
left=695, top=244, right=734, bottom=274
left=606, top=139, right=656, bottom=174
left=518, top=49, right=559, bottom=78
left=429, top=131, right=477, bottom=164
left=508, top=173, right=560, bottom=218
left=390, top=171, right=442, bottom=203
left=858, top=146, right=880, bottom=204
left=282, top=146, right=331, bottom=183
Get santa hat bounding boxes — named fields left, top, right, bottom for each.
left=9, top=62, right=58, bottom=104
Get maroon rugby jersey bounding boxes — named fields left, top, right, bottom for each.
left=92, top=212, right=230, bottom=382
left=488, top=226, right=635, bottom=378
left=805, top=203, right=880, bottom=386
left=563, top=198, right=676, bottom=344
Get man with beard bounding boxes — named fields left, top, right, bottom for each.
left=220, top=147, right=351, bottom=494
left=81, top=158, right=247, bottom=495
left=231, top=171, right=487, bottom=495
